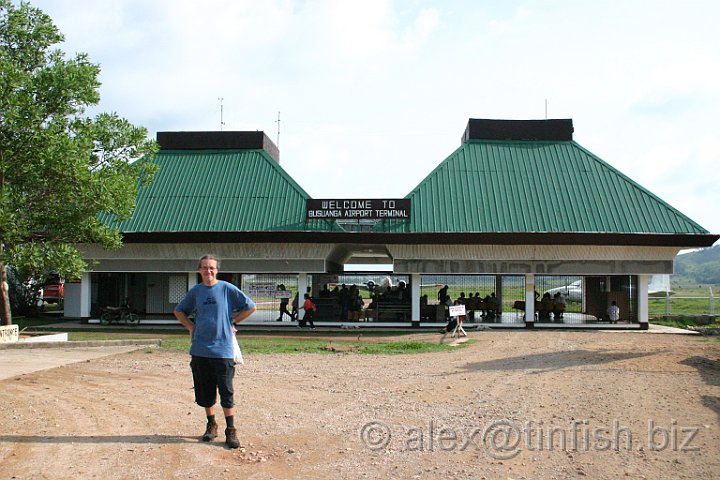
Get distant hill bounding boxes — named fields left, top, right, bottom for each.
left=674, top=245, right=720, bottom=284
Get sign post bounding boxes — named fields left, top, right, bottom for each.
left=447, top=304, right=467, bottom=338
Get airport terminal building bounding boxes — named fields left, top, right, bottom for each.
left=63, top=119, right=718, bottom=328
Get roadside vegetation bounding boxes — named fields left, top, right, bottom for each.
left=14, top=316, right=467, bottom=355
left=159, top=336, right=460, bottom=355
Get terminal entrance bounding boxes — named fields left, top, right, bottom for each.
left=90, top=271, right=638, bottom=327
left=236, top=273, right=637, bottom=325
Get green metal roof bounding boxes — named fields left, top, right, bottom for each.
left=374, top=139, right=709, bottom=235
left=106, top=125, right=713, bottom=242
left=108, top=148, right=339, bottom=233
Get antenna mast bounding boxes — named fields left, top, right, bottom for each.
left=218, top=97, right=225, bottom=131
left=275, top=111, right=281, bottom=148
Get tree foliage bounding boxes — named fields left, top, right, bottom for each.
left=0, top=1, right=158, bottom=323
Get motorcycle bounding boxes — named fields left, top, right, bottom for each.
left=100, top=301, right=140, bottom=325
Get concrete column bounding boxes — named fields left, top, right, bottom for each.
left=187, top=272, right=197, bottom=289
left=525, top=274, right=535, bottom=326
left=81, top=272, right=91, bottom=318
left=411, top=273, right=421, bottom=322
left=63, top=271, right=91, bottom=320
left=638, top=274, right=649, bottom=329
left=298, top=273, right=308, bottom=303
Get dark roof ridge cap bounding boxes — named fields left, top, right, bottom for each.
left=462, top=118, right=574, bottom=142
left=157, top=147, right=268, bottom=153
left=462, top=138, right=572, bottom=144
left=156, top=131, right=280, bottom=162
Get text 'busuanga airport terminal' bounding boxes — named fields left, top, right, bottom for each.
left=62, top=118, right=719, bottom=329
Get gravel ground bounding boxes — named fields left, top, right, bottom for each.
left=0, top=330, right=718, bottom=479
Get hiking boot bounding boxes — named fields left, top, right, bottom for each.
left=202, top=421, right=218, bottom=442
left=225, top=427, right=240, bottom=449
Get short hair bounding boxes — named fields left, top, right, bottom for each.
left=198, top=255, right=220, bottom=269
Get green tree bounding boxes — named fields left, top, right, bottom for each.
left=0, top=1, right=157, bottom=325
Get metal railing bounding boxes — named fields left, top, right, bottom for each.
left=648, top=287, right=716, bottom=318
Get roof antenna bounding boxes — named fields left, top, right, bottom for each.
left=275, top=111, right=281, bottom=148
left=545, top=98, right=548, bottom=119
left=218, top=97, right=225, bottom=131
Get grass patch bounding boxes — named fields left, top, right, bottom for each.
left=13, top=317, right=69, bottom=330
left=648, top=297, right=716, bottom=316
left=67, top=332, right=159, bottom=342
left=157, top=336, right=192, bottom=351
left=358, top=340, right=453, bottom=354
left=14, top=317, right=468, bottom=355
left=240, top=337, right=337, bottom=354
left=159, top=336, right=464, bottom=355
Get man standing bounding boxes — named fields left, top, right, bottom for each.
left=607, top=300, right=620, bottom=324
left=174, top=255, right=256, bottom=448
left=275, top=284, right=292, bottom=321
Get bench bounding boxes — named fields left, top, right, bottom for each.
left=314, top=298, right=339, bottom=321
left=420, top=304, right=440, bottom=321
left=513, top=300, right=564, bottom=321
left=369, top=303, right=411, bottom=322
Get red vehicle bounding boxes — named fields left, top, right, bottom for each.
left=40, top=278, right=64, bottom=303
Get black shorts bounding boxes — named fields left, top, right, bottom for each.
left=190, top=356, right=235, bottom=409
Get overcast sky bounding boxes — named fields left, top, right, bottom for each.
left=29, top=0, right=720, bottom=241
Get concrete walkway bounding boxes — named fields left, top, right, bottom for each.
left=0, top=342, right=159, bottom=381
left=646, top=323, right=700, bottom=334
left=0, top=321, right=695, bottom=381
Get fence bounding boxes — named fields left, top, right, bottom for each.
left=648, top=288, right=716, bottom=318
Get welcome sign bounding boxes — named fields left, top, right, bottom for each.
left=306, top=199, right=411, bottom=220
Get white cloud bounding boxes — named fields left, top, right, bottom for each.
left=399, top=7, right=439, bottom=51
left=642, top=133, right=720, bottom=230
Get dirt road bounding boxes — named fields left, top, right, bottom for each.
left=0, top=331, right=718, bottom=479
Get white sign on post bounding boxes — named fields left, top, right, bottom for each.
left=444, top=304, right=467, bottom=339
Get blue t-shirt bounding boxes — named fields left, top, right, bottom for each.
left=175, top=281, right=255, bottom=359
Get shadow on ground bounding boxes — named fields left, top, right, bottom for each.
left=679, top=356, right=720, bottom=421
left=0, top=434, right=197, bottom=445
left=459, top=349, right=656, bottom=374
left=680, top=356, right=720, bottom=386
